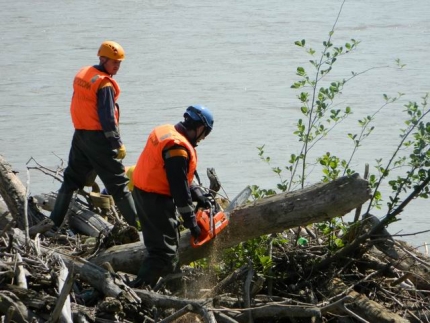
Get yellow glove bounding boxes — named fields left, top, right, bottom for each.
left=116, top=144, right=127, bottom=159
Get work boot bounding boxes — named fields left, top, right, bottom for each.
left=115, top=194, right=138, bottom=227
left=129, top=262, right=161, bottom=289
left=49, top=192, right=74, bottom=227
left=45, top=225, right=75, bottom=238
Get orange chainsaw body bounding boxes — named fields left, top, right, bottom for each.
left=190, top=208, right=229, bottom=248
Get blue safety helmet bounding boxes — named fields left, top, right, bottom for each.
left=184, top=105, right=214, bottom=136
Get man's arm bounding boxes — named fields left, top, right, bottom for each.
left=163, top=145, right=196, bottom=228
left=97, top=80, right=122, bottom=149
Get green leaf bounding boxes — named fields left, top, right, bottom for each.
left=297, top=67, right=305, bottom=75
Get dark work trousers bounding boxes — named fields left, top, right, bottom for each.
left=132, top=187, right=180, bottom=287
left=50, top=130, right=133, bottom=226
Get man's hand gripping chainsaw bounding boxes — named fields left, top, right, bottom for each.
left=190, top=197, right=229, bottom=248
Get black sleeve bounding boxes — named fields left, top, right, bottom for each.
left=97, top=86, right=122, bottom=149
left=164, top=144, right=196, bottom=228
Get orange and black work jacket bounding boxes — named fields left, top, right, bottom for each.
left=70, top=65, right=122, bottom=148
left=133, top=124, right=197, bottom=196
left=134, top=122, right=199, bottom=227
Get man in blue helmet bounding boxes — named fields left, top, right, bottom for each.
left=131, top=105, right=214, bottom=288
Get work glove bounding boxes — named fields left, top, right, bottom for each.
left=190, top=225, right=202, bottom=240
left=182, top=211, right=197, bottom=229
left=116, top=144, right=127, bottom=159
left=196, top=193, right=215, bottom=210
left=191, top=184, right=214, bottom=209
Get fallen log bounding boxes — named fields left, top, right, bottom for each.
left=33, top=193, right=114, bottom=236
left=0, top=155, right=113, bottom=237
left=91, top=173, right=371, bottom=274
left=370, top=241, right=430, bottom=291
left=3, top=156, right=430, bottom=322
left=1, top=284, right=57, bottom=312
left=0, top=290, right=40, bottom=323
left=363, top=213, right=430, bottom=291
left=325, top=277, right=409, bottom=323
left=10, top=228, right=141, bottom=303
left=0, top=197, right=13, bottom=230
left=0, top=155, right=45, bottom=229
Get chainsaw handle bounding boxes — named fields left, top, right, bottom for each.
left=190, top=234, right=212, bottom=248
left=190, top=208, right=213, bottom=248
left=190, top=209, right=230, bottom=248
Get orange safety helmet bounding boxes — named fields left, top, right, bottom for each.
left=97, top=41, right=125, bottom=61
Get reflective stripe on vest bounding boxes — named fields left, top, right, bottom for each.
left=70, top=66, right=120, bottom=130
left=133, top=124, right=197, bottom=196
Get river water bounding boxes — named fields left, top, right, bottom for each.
left=1, top=0, right=429, bottom=251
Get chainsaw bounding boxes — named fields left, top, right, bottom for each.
left=190, top=186, right=251, bottom=248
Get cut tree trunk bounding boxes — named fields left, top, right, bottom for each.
left=91, top=173, right=371, bottom=274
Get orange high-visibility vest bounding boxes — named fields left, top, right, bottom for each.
left=133, top=124, right=197, bottom=196
left=70, top=66, right=120, bottom=130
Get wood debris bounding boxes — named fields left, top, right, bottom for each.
left=1, top=154, right=429, bottom=322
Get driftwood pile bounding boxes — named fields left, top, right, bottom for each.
left=1, top=154, right=429, bottom=323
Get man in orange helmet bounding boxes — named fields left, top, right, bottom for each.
left=49, top=41, right=137, bottom=229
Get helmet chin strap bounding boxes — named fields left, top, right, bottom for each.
left=194, top=125, right=207, bottom=147
left=189, top=127, right=204, bottom=147
left=196, top=130, right=205, bottom=141
left=99, top=58, right=112, bottom=76
left=190, top=132, right=199, bottom=147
